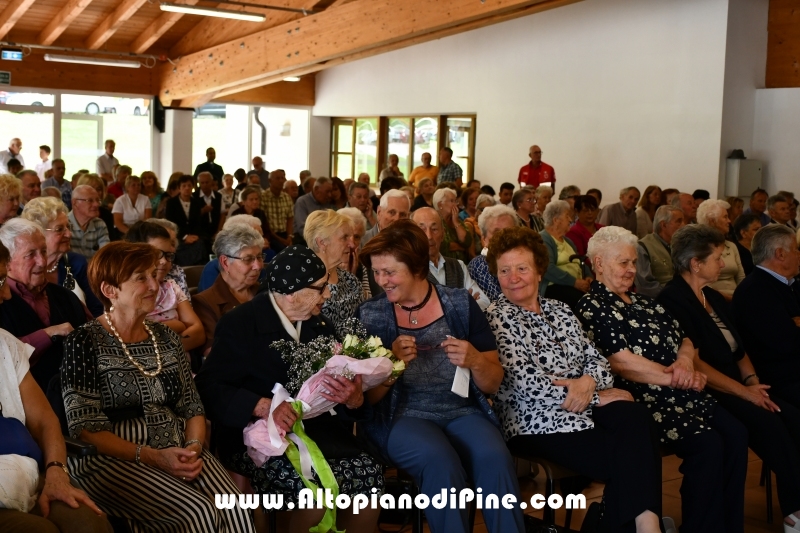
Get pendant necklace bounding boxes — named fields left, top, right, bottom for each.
left=396, top=282, right=433, bottom=325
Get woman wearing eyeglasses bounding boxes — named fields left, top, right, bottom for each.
left=21, top=197, right=105, bottom=317
left=196, top=246, right=383, bottom=533
left=193, top=223, right=264, bottom=356
left=124, top=221, right=205, bottom=352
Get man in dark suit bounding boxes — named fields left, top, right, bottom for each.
left=193, top=171, right=223, bottom=238
left=193, top=147, right=224, bottom=187
left=166, top=175, right=208, bottom=265
left=732, top=224, right=800, bottom=410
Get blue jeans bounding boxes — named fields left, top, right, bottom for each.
left=386, top=413, right=525, bottom=533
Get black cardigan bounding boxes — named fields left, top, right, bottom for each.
left=165, top=195, right=206, bottom=240
left=658, top=275, right=745, bottom=382
left=194, top=292, right=369, bottom=462
left=0, top=284, right=88, bottom=390
left=731, top=267, right=800, bottom=386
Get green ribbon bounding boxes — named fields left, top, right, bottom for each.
left=283, top=401, right=344, bottom=533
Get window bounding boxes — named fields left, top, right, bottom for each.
left=331, top=115, right=475, bottom=184
left=0, top=92, right=55, bottom=171
left=193, top=103, right=249, bottom=176
left=251, top=106, right=310, bottom=183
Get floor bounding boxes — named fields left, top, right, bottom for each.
left=254, top=450, right=785, bottom=532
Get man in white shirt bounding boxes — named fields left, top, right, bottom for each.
left=411, top=207, right=490, bottom=310
left=35, top=145, right=51, bottom=182
left=0, top=138, right=24, bottom=173
left=95, top=139, right=118, bottom=182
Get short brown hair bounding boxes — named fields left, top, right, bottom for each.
left=486, top=226, right=549, bottom=277
left=88, top=242, right=161, bottom=309
left=360, top=219, right=429, bottom=279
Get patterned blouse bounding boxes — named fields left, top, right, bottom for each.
left=61, top=320, right=205, bottom=448
left=487, top=295, right=614, bottom=439
left=321, top=268, right=365, bottom=336
left=468, top=252, right=502, bottom=302
left=166, top=265, right=190, bottom=303
left=576, top=282, right=715, bottom=443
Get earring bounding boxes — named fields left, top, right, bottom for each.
left=109, top=305, right=114, bottom=312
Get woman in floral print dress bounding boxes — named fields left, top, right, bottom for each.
left=576, top=226, right=748, bottom=533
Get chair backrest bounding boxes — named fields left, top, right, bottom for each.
left=183, top=265, right=205, bottom=290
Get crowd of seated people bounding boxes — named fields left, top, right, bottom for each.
left=5, top=142, right=800, bottom=533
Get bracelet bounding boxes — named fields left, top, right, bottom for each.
left=135, top=444, right=143, bottom=465
left=184, top=439, right=202, bottom=449
left=743, top=374, right=757, bottom=385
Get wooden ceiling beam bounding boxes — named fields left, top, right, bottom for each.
left=160, top=0, right=577, bottom=103
left=0, top=0, right=37, bottom=40
left=213, top=75, right=315, bottom=105
left=38, top=0, right=95, bottom=45
left=85, top=0, right=149, bottom=50
left=130, top=1, right=199, bottom=54
left=169, top=0, right=317, bottom=58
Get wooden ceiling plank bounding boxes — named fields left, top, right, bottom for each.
left=175, top=92, right=219, bottom=108
left=38, top=0, right=96, bottom=45
left=130, top=1, right=199, bottom=54
left=169, top=0, right=317, bottom=58
left=0, top=0, right=38, bottom=40
left=159, top=0, right=575, bottom=103
left=85, top=0, right=149, bottom=49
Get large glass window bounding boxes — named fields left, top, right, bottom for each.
left=355, top=118, right=378, bottom=182
left=446, top=117, right=475, bottom=182
left=1, top=91, right=55, bottom=174
left=250, top=106, right=310, bottom=183
left=413, top=117, right=438, bottom=169
left=386, top=117, right=411, bottom=178
left=193, top=103, right=249, bottom=175
left=331, top=119, right=354, bottom=180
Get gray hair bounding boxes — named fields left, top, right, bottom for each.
left=776, top=190, right=795, bottom=201
left=212, top=224, right=264, bottom=259
left=586, top=226, right=638, bottom=264
left=751, top=224, right=796, bottom=266
left=348, top=181, right=369, bottom=196
left=338, top=207, right=367, bottom=233
left=619, top=186, right=639, bottom=196
left=543, top=199, right=571, bottom=227
left=431, top=188, right=456, bottom=210
left=653, top=205, right=682, bottom=234
left=381, top=188, right=411, bottom=210
left=670, top=224, right=726, bottom=273
left=115, top=165, right=132, bottom=178
left=20, top=197, right=68, bottom=228
left=669, top=194, right=685, bottom=208
left=767, top=194, right=789, bottom=212
left=477, top=204, right=517, bottom=236
left=696, top=199, right=730, bottom=226
left=559, top=185, right=581, bottom=200
left=0, top=218, right=45, bottom=256
left=535, top=185, right=553, bottom=198
left=149, top=218, right=180, bottom=246
left=476, top=194, right=496, bottom=209
left=72, top=184, right=97, bottom=199
left=313, top=176, right=331, bottom=189
left=16, top=169, right=38, bottom=181
left=224, top=214, right=261, bottom=231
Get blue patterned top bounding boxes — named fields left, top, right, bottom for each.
left=468, top=253, right=502, bottom=302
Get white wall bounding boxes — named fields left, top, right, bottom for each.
left=717, top=0, right=768, bottom=196
left=314, top=0, right=731, bottom=200
left=308, top=115, right=331, bottom=180
left=753, top=88, right=800, bottom=193
left=157, top=109, right=193, bottom=181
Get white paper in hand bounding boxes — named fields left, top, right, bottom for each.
left=451, top=366, right=470, bottom=398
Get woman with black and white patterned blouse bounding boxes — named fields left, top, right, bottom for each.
left=576, top=226, right=748, bottom=533
left=485, top=226, right=664, bottom=533
left=304, top=209, right=365, bottom=334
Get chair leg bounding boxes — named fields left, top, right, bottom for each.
left=412, top=482, right=423, bottom=533
left=760, top=462, right=767, bottom=487
left=764, top=465, right=773, bottom=524
left=468, top=500, right=476, bottom=533
left=543, top=474, right=555, bottom=524
left=268, top=511, right=277, bottom=533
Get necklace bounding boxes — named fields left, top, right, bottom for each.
left=104, top=312, right=163, bottom=377
left=46, top=257, right=61, bottom=273
left=701, top=290, right=707, bottom=310
left=395, top=282, right=433, bottom=325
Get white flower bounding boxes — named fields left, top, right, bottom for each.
left=343, top=334, right=357, bottom=349
left=372, top=346, right=391, bottom=359
left=392, top=360, right=406, bottom=374
left=366, top=336, right=382, bottom=349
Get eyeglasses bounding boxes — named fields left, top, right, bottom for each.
left=223, top=254, right=265, bottom=266
left=157, top=250, right=176, bottom=262
left=45, top=226, right=70, bottom=235
left=521, top=198, right=535, bottom=204
left=306, top=273, right=330, bottom=294
left=73, top=198, right=100, bottom=205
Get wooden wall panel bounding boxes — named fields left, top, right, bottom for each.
left=214, top=75, right=315, bottom=106
left=766, top=0, right=800, bottom=87
left=5, top=51, right=157, bottom=95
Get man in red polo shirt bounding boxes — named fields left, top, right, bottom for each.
left=518, top=144, right=555, bottom=188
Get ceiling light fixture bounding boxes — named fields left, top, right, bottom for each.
left=160, top=3, right=266, bottom=21
left=44, top=54, right=141, bottom=68
left=283, top=76, right=301, bottom=82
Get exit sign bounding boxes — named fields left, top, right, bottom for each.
left=0, top=71, right=10, bottom=85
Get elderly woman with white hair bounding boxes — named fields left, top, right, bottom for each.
left=22, top=197, right=104, bottom=317
left=304, top=209, right=363, bottom=333
left=338, top=206, right=372, bottom=299
left=194, top=223, right=264, bottom=355
left=0, top=218, right=90, bottom=390
left=0, top=173, right=21, bottom=225
left=541, top=200, right=593, bottom=309
left=433, top=187, right=473, bottom=262
left=112, top=174, right=151, bottom=236
left=468, top=204, right=518, bottom=302
left=576, top=226, right=748, bottom=533
left=696, top=199, right=744, bottom=299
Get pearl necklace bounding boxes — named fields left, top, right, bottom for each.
left=104, top=312, right=163, bottom=377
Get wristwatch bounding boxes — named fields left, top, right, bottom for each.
left=46, top=461, right=69, bottom=475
